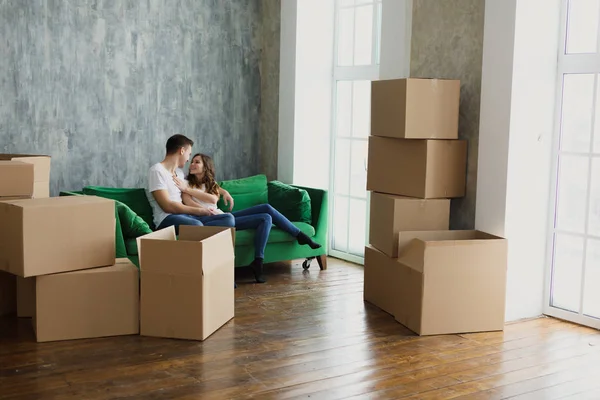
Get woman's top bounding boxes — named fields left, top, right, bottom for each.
left=186, top=181, right=224, bottom=214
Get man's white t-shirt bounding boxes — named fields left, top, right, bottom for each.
left=147, top=162, right=185, bottom=228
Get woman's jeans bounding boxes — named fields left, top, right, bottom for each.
left=157, top=213, right=235, bottom=234
left=233, top=204, right=301, bottom=259
left=157, top=204, right=300, bottom=260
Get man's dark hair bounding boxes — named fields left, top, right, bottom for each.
left=165, top=134, right=194, bottom=155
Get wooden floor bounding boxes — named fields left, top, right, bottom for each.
left=2, top=258, right=600, bottom=399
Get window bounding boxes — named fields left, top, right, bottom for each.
left=329, top=0, right=382, bottom=263
left=546, top=0, right=600, bottom=328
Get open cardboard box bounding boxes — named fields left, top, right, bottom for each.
left=137, top=225, right=235, bottom=341
left=365, top=230, right=508, bottom=336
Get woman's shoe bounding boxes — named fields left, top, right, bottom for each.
left=250, top=258, right=266, bottom=283
left=297, top=232, right=322, bottom=249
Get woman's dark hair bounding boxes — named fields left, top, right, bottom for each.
left=186, top=153, right=220, bottom=196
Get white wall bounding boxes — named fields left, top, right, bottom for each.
left=477, top=0, right=561, bottom=321
left=277, top=0, right=334, bottom=189
left=277, top=0, right=298, bottom=184
left=293, top=0, right=335, bottom=189
left=379, top=0, right=412, bottom=80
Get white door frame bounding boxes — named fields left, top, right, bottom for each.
left=543, top=0, right=600, bottom=329
left=328, top=0, right=382, bottom=264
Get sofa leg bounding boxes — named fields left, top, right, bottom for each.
left=317, top=255, right=327, bottom=270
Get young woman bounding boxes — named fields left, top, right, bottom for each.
left=176, top=153, right=321, bottom=284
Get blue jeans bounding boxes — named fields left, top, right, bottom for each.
left=157, top=213, right=235, bottom=234
left=232, top=204, right=301, bottom=259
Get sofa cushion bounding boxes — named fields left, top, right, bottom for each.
left=82, top=186, right=155, bottom=229
left=115, top=200, right=153, bottom=239
left=234, top=222, right=316, bottom=247
left=217, top=175, right=268, bottom=213
left=268, top=181, right=312, bottom=224
left=125, top=238, right=139, bottom=256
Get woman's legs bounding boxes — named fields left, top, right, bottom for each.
left=234, top=213, right=273, bottom=283
left=196, top=213, right=235, bottom=227
left=232, top=204, right=321, bottom=249
left=157, top=214, right=203, bottom=234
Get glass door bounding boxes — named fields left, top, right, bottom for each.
left=329, top=0, right=382, bottom=263
left=546, top=0, right=600, bottom=328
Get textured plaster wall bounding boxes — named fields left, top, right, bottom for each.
left=410, top=0, right=485, bottom=229
left=0, top=0, right=279, bottom=195
left=259, top=0, right=280, bottom=181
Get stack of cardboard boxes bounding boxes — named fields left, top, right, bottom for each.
left=0, top=154, right=235, bottom=343
left=364, top=78, right=508, bottom=336
left=0, top=154, right=139, bottom=342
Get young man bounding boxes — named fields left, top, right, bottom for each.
left=147, top=134, right=235, bottom=232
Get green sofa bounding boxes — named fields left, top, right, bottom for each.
left=60, top=174, right=328, bottom=271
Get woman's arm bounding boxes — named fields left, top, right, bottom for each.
left=174, top=177, right=219, bottom=204
left=182, top=193, right=218, bottom=215
left=184, top=187, right=219, bottom=204
left=218, top=188, right=234, bottom=211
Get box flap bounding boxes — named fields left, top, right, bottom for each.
left=0, top=161, right=34, bottom=197
left=397, top=239, right=427, bottom=273
left=179, top=225, right=236, bottom=246
left=201, top=230, right=235, bottom=274
left=138, top=238, right=203, bottom=276
left=136, top=226, right=177, bottom=271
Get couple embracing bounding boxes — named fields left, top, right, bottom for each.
left=147, top=134, right=320, bottom=284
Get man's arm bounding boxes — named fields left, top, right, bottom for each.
left=152, top=190, right=211, bottom=216
left=182, top=193, right=204, bottom=208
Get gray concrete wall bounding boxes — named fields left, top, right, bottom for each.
left=410, top=0, right=485, bottom=229
left=259, top=0, right=280, bottom=181
left=0, top=0, right=274, bottom=195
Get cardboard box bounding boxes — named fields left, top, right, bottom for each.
left=34, top=258, right=139, bottom=342
left=0, top=196, right=116, bottom=277
left=0, top=196, right=33, bottom=201
left=394, top=230, right=507, bottom=336
left=0, top=270, right=16, bottom=316
left=369, top=193, right=450, bottom=257
left=363, top=245, right=398, bottom=316
left=0, top=161, right=34, bottom=198
left=371, top=78, right=460, bottom=139
left=138, top=225, right=235, bottom=341
left=366, top=136, right=467, bottom=198
left=0, top=154, right=51, bottom=198
left=17, top=277, right=35, bottom=317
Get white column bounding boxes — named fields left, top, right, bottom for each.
left=277, top=0, right=298, bottom=184
left=379, top=0, right=412, bottom=80
left=476, top=0, right=561, bottom=321
left=277, top=0, right=334, bottom=189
